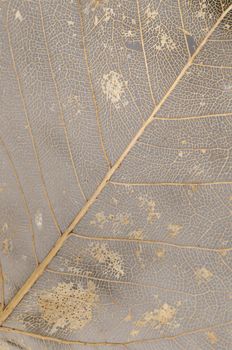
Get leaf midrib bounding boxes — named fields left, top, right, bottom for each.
left=0, top=3, right=231, bottom=327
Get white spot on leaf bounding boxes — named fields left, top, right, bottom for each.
left=15, top=10, right=23, bottom=22
left=101, top=71, right=127, bottom=104
left=35, top=210, right=43, bottom=229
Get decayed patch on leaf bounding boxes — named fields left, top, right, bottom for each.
left=155, top=26, right=176, bottom=51
left=206, top=331, right=218, bottom=344
left=195, top=267, right=213, bottom=284
left=129, top=229, right=144, bottom=240
left=155, top=248, right=166, bottom=258
left=145, top=4, right=158, bottom=24
left=196, top=0, right=212, bottom=20
left=138, top=195, right=160, bottom=223
left=90, top=211, right=107, bottom=228
left=89, top=243, right=124, bottom=279
left=101, top=71, right=127, bottom=104
left=90, top=211, right=131, bottom=228
left=134, top=303, right=179, bottom=330
left=2, top=238, right=13, bottom=255
left=124, top=309, right=132, bottom=322
left=38, top=281, right=98, bottom=334
left=168, top=224, right=183, bottom=237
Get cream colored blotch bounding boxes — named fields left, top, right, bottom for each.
left=38, top=281, right=98, bottom=334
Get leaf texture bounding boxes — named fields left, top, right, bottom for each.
left=0, top=0, right=232, bottom=348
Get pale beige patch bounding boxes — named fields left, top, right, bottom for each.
left=196, top=0, right=208, bottom=19
left=124, top=309, right=132, bottom=322
left=129, top=229, right=144, bottom=240
left=145, top=4, right=158, bottom=24
left=190, top=184, right=199, bottom=193
left=90, top=211, right=107, bottom=228
left=103, top=7, right=115, bottom=22
left=113, top=213, right=130, bottom=225
left=135, top=303, right=177, bottom=330
left=67, top=20, right=74, bottom=26
left=206, top=331, right=218, bottom=344
left=90, top=211, right=130, bottom=228
left=1, top=223, right=8, bottom=234
left=168, top=224, right=182, bottom=237
left=135, top=244, right=144, bottom=268
left=89, top=243, right=124, bottom=279
left=138, top=195, right=160, bottom=223
left=123, top=30, right=135, bottom=38
left=15, top=10, right=23, bottom=22
left=155, top=248, right=166, bottom=258
left=0, top=341, right=9, bottom=350
left=195, top=267, right=213, bottom=284
left=219, top=249, right=228, bottom=257
left=101, top=71, right=127, bottom=104
left=130, top=329, right=140, bottom=337
left=35, top=210, right=43, bottom=229
left=2, top=238, right=13, bottom=255
left=38, top=281, right=98, bottom=334
left=155, top=26, right=176, bottom=51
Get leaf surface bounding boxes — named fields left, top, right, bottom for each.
left=0, top=0, right=232, bottom=348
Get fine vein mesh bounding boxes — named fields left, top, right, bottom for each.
left=0, top=0, right=232, bottom=349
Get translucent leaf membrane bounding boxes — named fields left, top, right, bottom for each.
left=0, top=0, right=232, bottom=348
left=1, top=325, right=232, bottom=350
left=3, top=234, right=232, bottom=342
left=76, top=183, right=232, bottom=249
left=78, top=0, right=155, bottom=163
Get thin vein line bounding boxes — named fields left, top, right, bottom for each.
left=110, top=180, right=232, bottom=187
left=46, top=268, right=199, bottom=296
left=219, top=0, right=224, bottom=11
left=0, top=263, right=4, bottom=312
left=178, top=0, right=191, bottom=58
left=136, top=0, right=156, bottom=104
left=156, top=112, right=232, bottom=120
left=209, top=38, right=232, bottom=42
left=38, top=0, right=87, bottom=201
left=1, top=4, right=231, bottom=326
left=0, top=137, right=38, bottom=265
left=71, top=232, right=232, bottom=253
left=6, top=1, right=61, bottom=237
left=219, top=255, right=232, bottom=274
left=1, top=320, right=232, bottom=345
left=77, top=0, right=111, bottom=168
left=137, top=140, right=228, bottom=152
left=193, top=62, right=232, bottom=69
